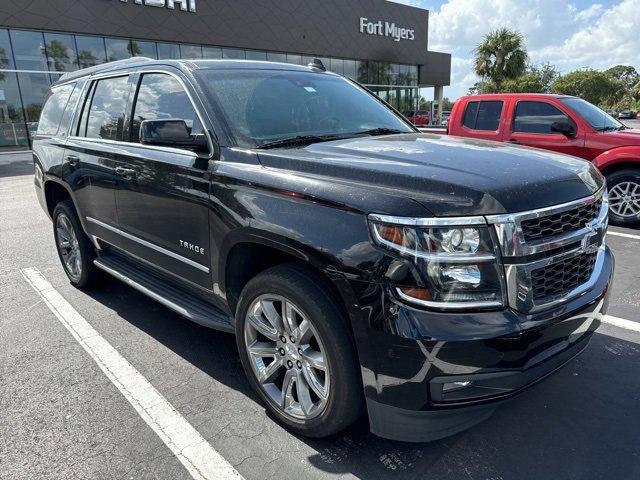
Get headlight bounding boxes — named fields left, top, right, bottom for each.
left=369, top=214, right=505, bottom=310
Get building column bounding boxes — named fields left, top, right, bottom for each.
left=434, top=85, right=444, bottom=125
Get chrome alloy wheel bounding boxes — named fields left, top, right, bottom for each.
left=244, top=295, right=329, bottom=420
left=609, top=181, right=640, bottom=217
left=56, top=213, right=82, bottom=281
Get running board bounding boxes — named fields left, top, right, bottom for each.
left=94, top=256, right=234, bottom=333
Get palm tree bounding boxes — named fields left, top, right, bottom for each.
left=474, top=28, right=528, bottom=92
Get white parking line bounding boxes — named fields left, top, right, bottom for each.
left=602, top=315, right=640, bottom=333
left=20, top=267, right=244, bottom=480
left=608, top=230, right=640, bottom=241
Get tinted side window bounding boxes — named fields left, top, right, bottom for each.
left=37, top=83, right=75, bottom=135
left=83, top=76, right=130, bottom=140
left=514, top=101, right=571, bottom=134
left=131, top=73, right=202, bottom=143
left=463, top=101, right=503, bottom=131
left=58, top=83, right=83, bottom=136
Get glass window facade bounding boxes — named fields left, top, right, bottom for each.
left=0, top=28, right=420, bottom=151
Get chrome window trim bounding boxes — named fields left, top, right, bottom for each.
left=86, top=217, right=210, bottom=273
left=71, top=68, right=215, bottom=158
left=368, top=213, right=487, bottom=227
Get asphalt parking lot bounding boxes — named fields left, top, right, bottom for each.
left=2, top=152, right=640, bottom=480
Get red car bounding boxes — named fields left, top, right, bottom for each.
left=403, top=109, right=430, bottom=126
left=448, top=94, right=640, bottom=226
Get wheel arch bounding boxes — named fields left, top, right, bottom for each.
left=220, top=233, right=357, bottom=334
left=593, top=147, right=640, bottom=176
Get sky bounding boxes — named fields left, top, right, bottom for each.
left=390, top=0, right=640, bottom=100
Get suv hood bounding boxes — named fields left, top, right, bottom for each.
left=256, top=133, right=603, bottom=216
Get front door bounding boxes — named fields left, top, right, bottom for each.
left=508, top=100, right=585, bottom=157
left=113, top=71, right=213, bottom=290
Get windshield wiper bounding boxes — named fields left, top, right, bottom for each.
left=597, top=125, right=621, bottom=132
left=256, top=134, right=345, bottom=149
left=351, top=127, right=408, bottom=136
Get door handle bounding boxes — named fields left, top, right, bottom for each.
left=115, top=166, right=136, bottom=179
left=66, top=155, right=80, bottom=166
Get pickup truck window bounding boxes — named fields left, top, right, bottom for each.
left=560, top=97, right=623, bottom=132
left=513, top=101, right=572, bottom=134
left=81, top=76, right=130, bottom=140
left=462, top=101, right=503, bottom=131
left=37, top=83, right=75, bottom=136
left=131, top=73, right=203, bottom=143
left=195, top=69, right=413, bottom=148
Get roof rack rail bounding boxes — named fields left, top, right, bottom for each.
left=56, top=57, right=155, bottom=84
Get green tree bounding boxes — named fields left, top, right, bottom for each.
left=502, top=73, right=545, bottom=93
left=43, top=40, right=71, bottom=72
left=473, top=28, right=528, bottom=91
left=552, top=69, right=620, bottom=105
left=605, top=65, right=639, bottom=90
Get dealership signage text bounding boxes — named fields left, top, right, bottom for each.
left=359, top=17, right=415, bottom=42
left=118, top=0, right=196, bottom=13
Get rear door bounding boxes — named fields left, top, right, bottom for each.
left=456, top=100, right=505, bottom=142
left=508, top=100, right=585, bottom=157
left=65, top=74, right=134, bottom=242
left=113, top=70, right=213, bottom=289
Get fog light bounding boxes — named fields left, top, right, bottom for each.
left=442, top=380, right=472, bottom=393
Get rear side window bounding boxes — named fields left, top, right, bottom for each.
left=130, top=73, right=202, bottom=143
left=58, top=84, right=82, bottom=136
left=80, top=76, right=130, bottom=140
left=462, top=101, right=503, bottom=131
left=37, top=83, right=75, bottom=136
left=513, top=101, right=572, bottom=134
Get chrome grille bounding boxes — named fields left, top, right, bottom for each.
left=531, top=251, right=598, bottom=300
left=521, top=198, right=603, bottom=242
left=487, top=188, right=608, bottom=313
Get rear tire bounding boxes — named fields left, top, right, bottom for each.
left=606, top=169, right=640, bottom=227
left=52, top=200, right=101, bottom=288
left=235, top=263, right=364, bottom=438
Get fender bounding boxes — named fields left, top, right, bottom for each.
left=41, top=176, right=91, bottom=235
left=593, top=146, right=640, bottom=172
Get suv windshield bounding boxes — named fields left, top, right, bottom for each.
left=560, top=97, right=623, bottom=132
left=195, top=68, right=414, bottom=148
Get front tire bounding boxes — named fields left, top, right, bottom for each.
left=607, top=169, right=640, bottom=227
left=52, top=200, right=101, bottom=288
left=235, top=264, right=364, bottom=438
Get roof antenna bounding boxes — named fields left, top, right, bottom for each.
left=308, top=58, right=326, bottom=71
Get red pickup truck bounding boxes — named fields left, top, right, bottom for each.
left=448, top=94, right=640, bottom=226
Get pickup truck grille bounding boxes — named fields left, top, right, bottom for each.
left=487, top=188, right=608, bottom=313
left=531, top=251, right=598, bottom=300
left=520, top=198, right=603, bottom=242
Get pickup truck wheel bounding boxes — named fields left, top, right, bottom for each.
left=607, top=170, right=640, bottom=227
left=235, top=264, right=363, bottom=438
left=52, top=200, right=100, bottom=288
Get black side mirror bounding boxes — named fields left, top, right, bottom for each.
left=140, top=119, right=209, bottom=153
left=550, top=121, right=576, bottom=138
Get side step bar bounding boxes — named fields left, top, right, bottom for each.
left=94, top=255, right=234, bottom=333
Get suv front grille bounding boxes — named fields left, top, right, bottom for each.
left=520, top=198, right=603, bottom=242
left=531, top=251, right=598, bottom=300
left=487, top=188, right=608, bottom=313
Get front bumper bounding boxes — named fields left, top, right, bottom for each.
left=351, top=247, right=614, bottom=442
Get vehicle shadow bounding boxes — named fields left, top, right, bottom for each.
left=0, top=156, right=34, bottom=178
left=81, top=278, right=640, bottom=480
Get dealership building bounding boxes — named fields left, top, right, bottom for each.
left=0, top=0, right=451, bottom=151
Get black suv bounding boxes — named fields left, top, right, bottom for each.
left=33, top=58, right=613, bottom=442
